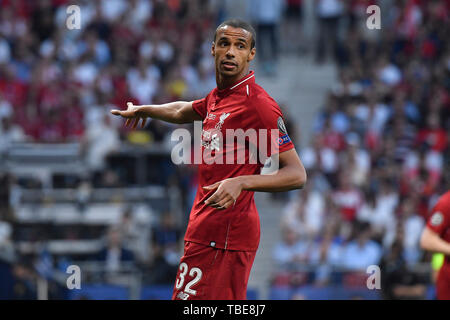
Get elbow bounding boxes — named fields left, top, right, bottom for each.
left=173, top=110, right=185, bottom=124
left=419, top=236, right=426, bottom=251
left=292, top=168, right=307, bottom=190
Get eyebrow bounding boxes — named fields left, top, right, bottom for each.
left=218, top=36, right=248, bottom=44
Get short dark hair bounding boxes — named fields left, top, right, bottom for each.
left=213, top=19, right=256, bottom=49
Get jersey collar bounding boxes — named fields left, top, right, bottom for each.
left=216, top=71, right=255, bottom=97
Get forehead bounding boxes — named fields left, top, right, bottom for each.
left=216, top=26, right=251, bottom=42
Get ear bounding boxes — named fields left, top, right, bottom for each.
left=247, top=47, right=256, bottom=62
left=211, top=42, right=215, bottom=57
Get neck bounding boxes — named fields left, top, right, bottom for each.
left=216, top=67, right=250, bottom=90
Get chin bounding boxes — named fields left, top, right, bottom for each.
left=220, top=68, right=239, bottom=77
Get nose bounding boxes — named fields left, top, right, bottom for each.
left=225, top=46, right=236, bottom=58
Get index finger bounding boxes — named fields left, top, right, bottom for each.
left=110, top=110, right=121, bottom=116
left=204, top=189, right=222, bottom=205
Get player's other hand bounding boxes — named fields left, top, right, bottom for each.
left=111, top=102, right=147, bottom=129
left=203, top=178, right=242, bottom=210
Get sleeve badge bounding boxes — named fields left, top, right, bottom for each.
left=430, top=212, right=444, bottom=226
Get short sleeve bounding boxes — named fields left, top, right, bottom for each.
left=192, top=97, right=207, bottom=119
left=256, top=99, right=295, bottom=158
left=427, top=199, right=450, bottom=237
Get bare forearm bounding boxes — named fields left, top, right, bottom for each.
left=421, top=229, right=450, bottom=256
left=137, top=101, right=195, bottom=124
left=236, top=166, right=306, bottom=192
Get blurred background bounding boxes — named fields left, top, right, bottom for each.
left=0, top=0, right=449, bottom=300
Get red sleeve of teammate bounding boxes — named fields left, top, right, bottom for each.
left=255, top=98, right=295, bottom=158
left=427, top=195, right=450, bottom=237
left=192, top=97, right=207, bottom=119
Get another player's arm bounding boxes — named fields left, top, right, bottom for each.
left=110, top=101, right=202, bottom=128
left=204, top=149, right=306, bottom=209
left=420, top=227, right=450, bottom=256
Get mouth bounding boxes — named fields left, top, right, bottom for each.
left=221, top=60, right=238, bottom=70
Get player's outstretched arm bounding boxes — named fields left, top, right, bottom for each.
left=203, top=149, right=306, bottom=210
left=110, top=101, right=203, bottom=128
left=420, top=227, right=450, bottom=256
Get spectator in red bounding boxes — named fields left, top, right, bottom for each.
left=416, top=113, right=448, bottom=153
left=332, top=171, right=364, bottom=222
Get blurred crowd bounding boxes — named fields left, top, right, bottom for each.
left=0, top=0, right=222, bottom=168
left=0, top=0, right=449, bottom=299
left=273, top=0, right=450, bottom=299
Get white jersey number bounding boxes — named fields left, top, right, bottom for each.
left=175, top=262, right=203, bottom=296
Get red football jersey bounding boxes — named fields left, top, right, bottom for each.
left=184, top=71, right=295, bottom=251
left=426, top=191, right=450, bottom=265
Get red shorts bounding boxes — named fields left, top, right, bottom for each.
left=172, top=241, right=256, bottom=300
left=437, top=265, right=450, bottom=300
